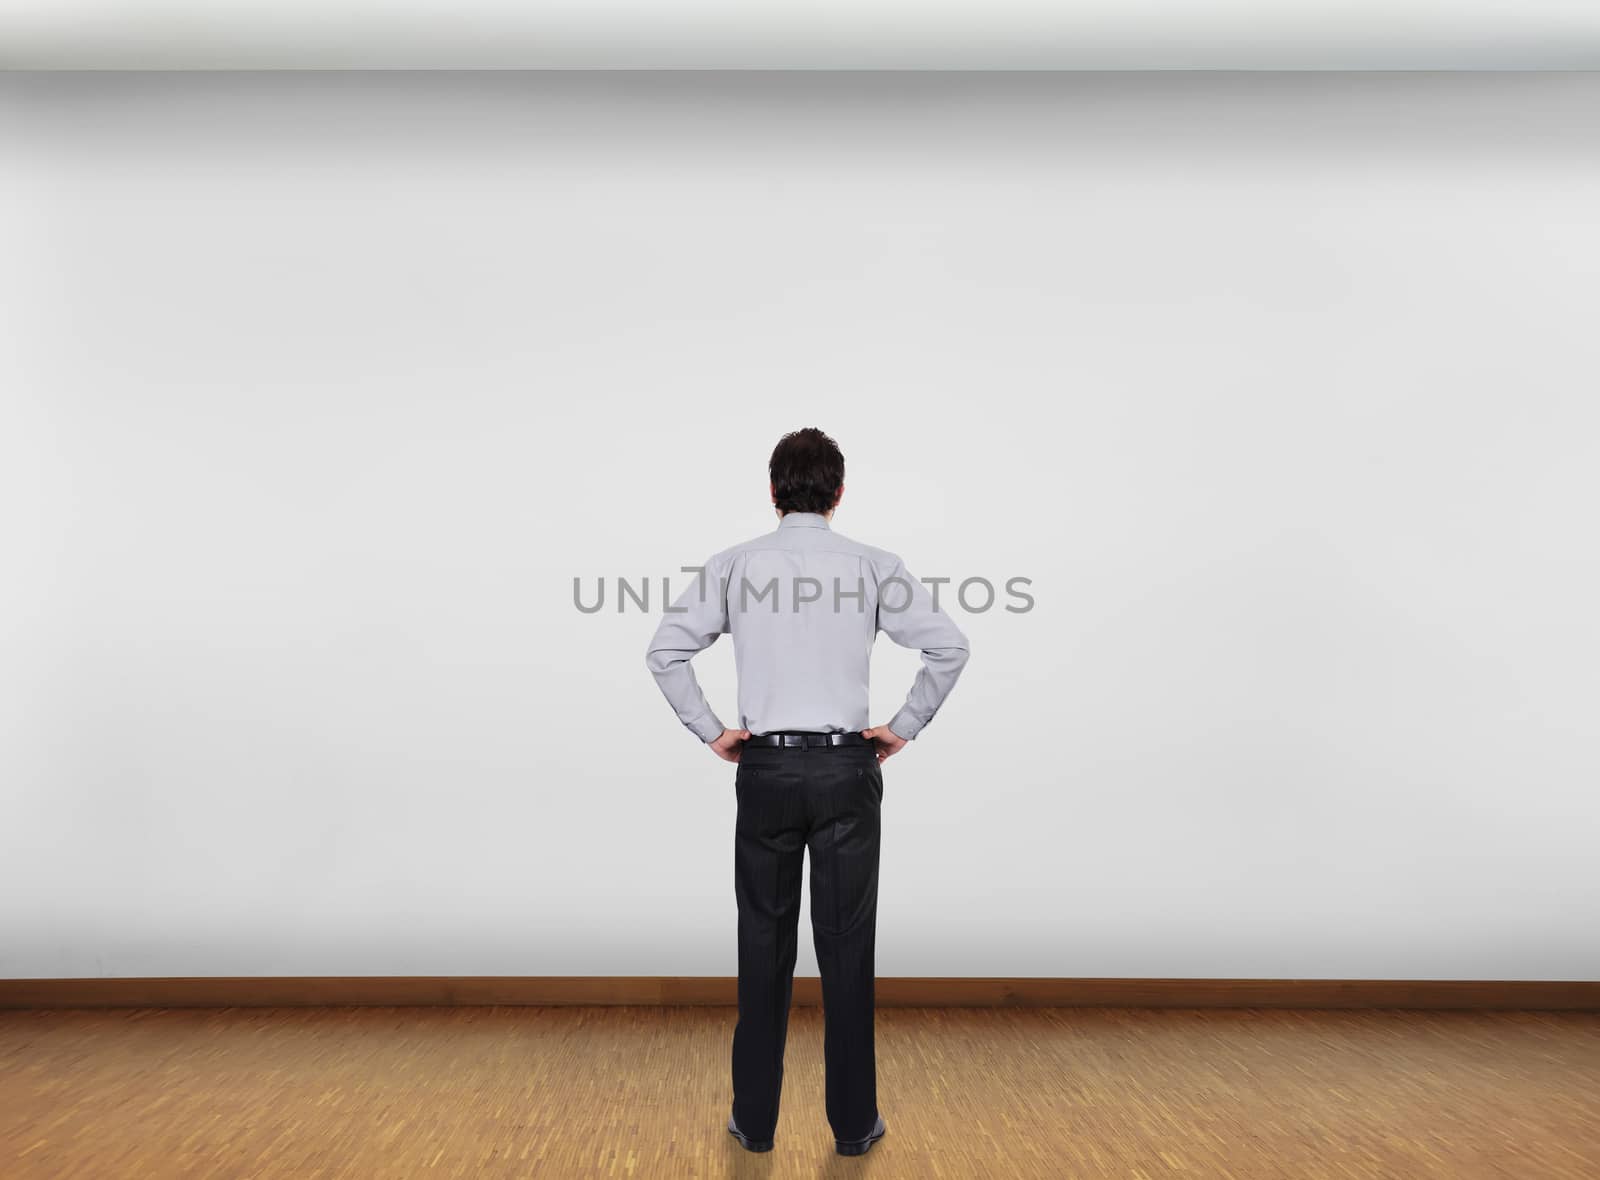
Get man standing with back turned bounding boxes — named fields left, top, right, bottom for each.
left=644, top=427, right=971, bottom=1158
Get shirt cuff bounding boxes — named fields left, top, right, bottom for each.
left=886, top=708, right=925, bottom=741
left=687, top=712, right=726, bottom=743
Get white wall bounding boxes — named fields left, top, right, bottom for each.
left=2, top=73, right=1597, bottom=981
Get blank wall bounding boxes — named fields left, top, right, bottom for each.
left=2, top=73, right=1597, bottom=980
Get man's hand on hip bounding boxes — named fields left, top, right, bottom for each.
left=862, top=725, right=907, bottom=762
left=710, top=728, right=751, bottom=763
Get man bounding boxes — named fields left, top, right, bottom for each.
left=644, top=427, right=971, bottom=1158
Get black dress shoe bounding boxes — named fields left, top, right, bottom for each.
left=727, top=1114, right=773, bottom=1153
left=835, top=1115, right=887, bottom=1156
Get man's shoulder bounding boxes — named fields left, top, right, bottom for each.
left=824, top=528, right=902, bottom=570
left=704, top=529, right=776, bottom=562
left=697, top=531, right=770, bottom=572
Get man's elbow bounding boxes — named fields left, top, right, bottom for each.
left=645, top=638, right=690, bottom=679
left=644, top=640, right=670, bottom=678
left=936, top=639, right=971, bottom=674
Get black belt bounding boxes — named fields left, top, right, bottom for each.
left=746, top=731, right=869, bottom=748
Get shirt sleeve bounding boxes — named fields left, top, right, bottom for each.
left=875, top=556, right=971, bottom=740
left=644, top=557, right=730, bottom=743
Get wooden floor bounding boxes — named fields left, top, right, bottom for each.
left=2, top=1005, right=1597, bottom=1178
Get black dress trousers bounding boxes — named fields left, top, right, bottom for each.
left=730, top=740, right=883, bottom=1144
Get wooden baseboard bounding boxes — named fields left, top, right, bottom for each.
left=1, top=977, right=1596, bottom=1010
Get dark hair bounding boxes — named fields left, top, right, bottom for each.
left=769, top=427, right=845, bottom=515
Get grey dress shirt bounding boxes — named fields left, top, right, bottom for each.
left=645, top=512, right=970, bottom=743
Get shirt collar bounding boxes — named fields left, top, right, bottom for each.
left=777, top=512, right=831, bottom=530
